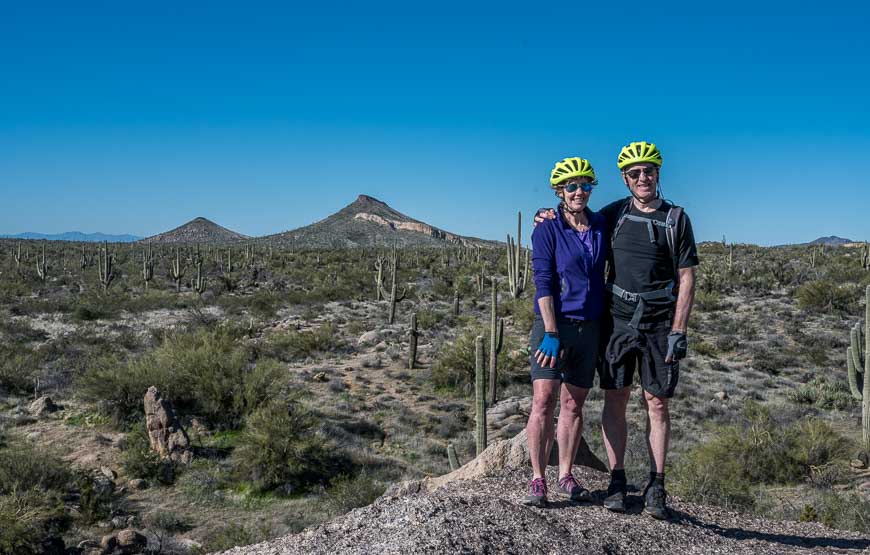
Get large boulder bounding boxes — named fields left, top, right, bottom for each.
left=143, top=387, right=192, bottom=465
left=385, top=428, right=606, bottom=498
left=29, top=396, right=61, bottom=416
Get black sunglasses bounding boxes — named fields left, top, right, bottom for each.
left=623, top=167, right=658, bottom=180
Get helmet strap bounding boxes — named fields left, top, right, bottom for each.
left=559, top=201, right=584, bottom=216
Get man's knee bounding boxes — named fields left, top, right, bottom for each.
left=644, top=392, right=669, bottom=418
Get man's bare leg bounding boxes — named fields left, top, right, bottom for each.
left=601, top=387, right=631, bottom=471
left=643, top=390, right=670, bottom=473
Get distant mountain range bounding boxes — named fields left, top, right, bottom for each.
left=0, top=231, right=142, bottom=242
left=5, top=199, right=857, bottom=248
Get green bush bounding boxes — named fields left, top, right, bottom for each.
left=0, top=490, right=68, bottom=555
left=78, top=326, right=282, bottom=428
left=262, top=323, right=346, bottom=361
left=231, top=400, right=351, bottom=493
left=672, top=402, right=850, bottom=510
left=0, top=344, right=39, bottom=395
left=0, top=441, right=71, bottom=494
left=120, top=422, right=163, bottom=481
left=795, top=280, right=860, bottom=313
left=787, top=377, right=856, bottom=410
left=0, top=441, right=72, bottom=554
left=200, top=523, right=270, bottom=553
left=321, top=471, right=386, bottom=516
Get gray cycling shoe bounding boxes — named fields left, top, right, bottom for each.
left=603, top=481, right=627, bottom=513
left=558, top=474, right=592, bottom=503
left=644, top=482, right=670, bottom=520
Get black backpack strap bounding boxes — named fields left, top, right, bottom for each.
left=666, top=205, right=684, bottom=281
left=611, top=198, right=634, bottom=244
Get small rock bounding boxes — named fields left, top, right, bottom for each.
left=128, top=478, right=149, bottom=491
left=116, top=529, right=147, bottom=550
left=101, top=467, right=117, bottom=481
left=29, top=396, right=60, bottom=416
left=25, top=431, right=42, bottom=440
left=850, top=459, right=866, bottom=469
left=374, top=341, right=388, bottom=352
left=313, top=372, right=329, bottom=382
left=357, top=330, right=382, bottom=345
left=344, top=366, right=355, bottom=372
left=77, top=539, right=99, bottom=550
left=714, top=391, right=728, bottom=401
left=858, top=481, right=870, bottom=491
left=111, top=516, right=127, bottom=529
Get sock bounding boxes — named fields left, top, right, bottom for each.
left=650, top=472, right=665, bottom=487
left=610, top=469, right=626, bottom=484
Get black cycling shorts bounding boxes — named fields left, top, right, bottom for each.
left=529, top=315, right=600, bottom=388
left=598, top=315, right=679, bottom=398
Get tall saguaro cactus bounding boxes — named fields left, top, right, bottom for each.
left=170, top=248, right=185, bottom=292
left=98, top=241, right=114, bottom=292
left=506, top=211, right=529, bottom=299
left=142, top=244, right=155, bottom=290
left=35, top=241, right=48, bottom=282
left=475, top=335, right=487, bottom=456
left=378, top=248, right=406, bottom=324
left=488, top=278, right=504, bottom=406
left=846, top=285, right=870, bottom=451
left=408, top=312, right=418, bottom=370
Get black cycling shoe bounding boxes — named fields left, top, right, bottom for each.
left=643, top=482, right=670, bottom=520
left=602, top=481, right=626, bottom=513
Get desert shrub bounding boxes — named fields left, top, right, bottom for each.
left=672, top=402, right=851, bottom=510
left=320, top=471, right=386, bottom=516
left=71, top=293, right=121, bottom=321
left=0, top=441, right=72, bottom=554
left=0, top=490, right=69, bottom=555
left=691, top=340, right=718, bottom=357
left=231, top=400, right=352, bottom=493
left=200, top=523, right=271, bottom=553
left=787, top=377, right=855, bottom=410
left=0, top=441, right=71, bottom=494
left=78, top=326, right=282, bottom=428
left=795, top=280, right=860, bottom=314
left=262, top=323, right=346, bottom=361
left=694, top=289, right=722, bottom=311
left=120, top=421, right=163, bottom=481
left=749, top=345, right=798, bottom=375
left=502, top=296, right=536, bottom=334
left=0, top=344, right=40, bottom=395
left=431, top=326, right=515, bottom=395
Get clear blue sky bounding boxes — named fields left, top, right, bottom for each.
left=2, top=1, right=868, bottom=245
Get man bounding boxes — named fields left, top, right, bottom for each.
left=535, top=141, right=698, bottom=519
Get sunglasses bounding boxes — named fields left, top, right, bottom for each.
left=563, top=182, right=596, bottom=193
left=623, top=167, right=658, bottom=180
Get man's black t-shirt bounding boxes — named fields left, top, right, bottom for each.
left=598, top=197, right=699, bottom=323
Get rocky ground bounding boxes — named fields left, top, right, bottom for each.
left=220, top=466, right=870, bottom=555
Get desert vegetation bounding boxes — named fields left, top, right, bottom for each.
left=1, top=235, right=869, bottom=552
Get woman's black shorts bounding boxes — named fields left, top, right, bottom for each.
left=529, top=315, right=600, bottom=388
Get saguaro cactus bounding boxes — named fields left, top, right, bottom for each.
left=506, top=211, right=529, bottom=299
left=193, top=259, right=207, bottom=296
left=98, top=241, right=114, bottom=292
left=475, top=335, right=487, bottom=456
left=378, top=248, right=406, bottom=324
left=170, top=248, right=185, bottom=292
left=374, top=253, right=387, bottom=301
left=488, top=278, right=504, bottom=406
left=408, top=312, right=418, bottom=369
left=845, top=285, right=870, bottom=451
left=142, top=244, right=154, bottom=290
left=453, top=289, right=460, bottom=316
left=35, top=242, right=48, bottom=282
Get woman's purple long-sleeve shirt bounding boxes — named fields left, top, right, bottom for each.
left=531, top=207, right=607, bottom=320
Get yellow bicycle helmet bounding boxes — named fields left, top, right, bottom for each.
left=550, top=157, right=597, bottom=188
left=617, top=141, right=663, bottom=169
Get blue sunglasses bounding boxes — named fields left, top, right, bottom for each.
left=563, top=182, right=596, bottom=193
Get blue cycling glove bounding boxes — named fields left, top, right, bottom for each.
left=537, top=332, right=560, bottom=358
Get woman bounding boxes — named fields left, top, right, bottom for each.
left=524, top=156, right=607, bottom=507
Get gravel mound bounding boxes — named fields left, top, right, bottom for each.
left=220, top=467, right=870, bottom=554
